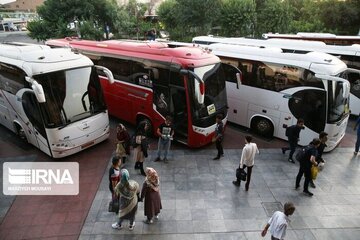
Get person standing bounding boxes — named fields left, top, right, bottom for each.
left=213, top=114, right=224, bottom=160
left=154, top=115, right=174, bottom=163
left=295, top=138, right=320, bottom=196
left=310, top=131, right=328, bottom=188
left=109, top=156, right=121, bottom=202
left=282, top=119, right=305, bottom=163
left=112, top=169, right=140, bottom=231
left=133, top=121, right=149, bottom=176
left=261, top=202, right=296, bottom=240
left=354, top=114, right=360, bottom=155
left=232, top=135, right=259, bottom=191
left=140, top=167, right=162, bottom=224
left=116, top=124, right=130, bottom=164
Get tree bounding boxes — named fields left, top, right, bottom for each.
left=287, top=0, right=325, bottom=33
left=157, top=0, right=221, bottom=41
left=319, top=0, right=360, bottom=35
left=255, top=0, right=292, bottom=37
left=218, top=0, right=256, bottom=37
left=27, top=0, right=122, bottom=41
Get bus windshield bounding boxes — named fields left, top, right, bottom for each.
left=327, top=80, right=349, bottom=123
left=190, top=63, right=227, bottom=120
left=34, top=67, right=106, bottom=128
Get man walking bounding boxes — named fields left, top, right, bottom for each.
left=261, top=202, right=296, bottom=240
left=154, top=115, right=174, bottom=163
left=213, top=114, right=224, bottom=160
left=232, top=135, right=259, bottom=191
left=354, top=114, right=360, bottom=155
left=295, top=138, right=320, bottom=196
left=282, top=119, right=304, bottom=163
left=310, top=131, right=327, bottom=188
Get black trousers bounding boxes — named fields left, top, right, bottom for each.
left=296, top=164, right=311, bottom=192
left=283, top=139, right=297, bottom=159
left=216, top=139, right=223, bottom=157
left=236, top=165, right=253, bottom=190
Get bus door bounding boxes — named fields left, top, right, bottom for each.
left=221, top=62, right=243, bottom=124
left=339, top=68, right=360, bottom=115
left=21, top=91, right=50, bottom=156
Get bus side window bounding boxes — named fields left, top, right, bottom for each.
left=97, top=57, right=132, bottom=83
left=0, top=63, right=26, bottom=94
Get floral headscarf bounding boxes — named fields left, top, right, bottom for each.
left=145, top=167, right=160, bottom=192
left=116, top=169, right=138, bottom=199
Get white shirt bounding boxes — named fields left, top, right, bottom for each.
left=268, top=211, right=289, bottom=240
left=239, top=142, right=259, bottom=168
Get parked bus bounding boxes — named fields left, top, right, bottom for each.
left=262, top=32, right=360, bottom=46
left=0, top=42, right=114, bottom=158
left=46, top=38, right=229, bottom=148
left=192, top=36, right=360, bottom=116
left=206, top=43, right=350, bottom=151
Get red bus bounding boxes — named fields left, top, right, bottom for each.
left=263, top=32, right=360, bottom=46
left=46, top=38, right=229, bottom=148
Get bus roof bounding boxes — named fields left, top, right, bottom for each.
left=193, top=36, right=360, bottom=57
left=46, top=38, right=220, bottom=67
left=0, top=42, right=93, bottom=76
left=262, top=32, right=360, bottom=45
left=208, top=43, right=347, bottom=76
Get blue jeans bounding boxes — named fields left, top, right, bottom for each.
left=356, top=134, right=360, bottom=152
left=157, top=138, right=171, bottom=159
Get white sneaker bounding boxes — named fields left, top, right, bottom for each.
left=155, top=215, right=159, bottom=220
left=111, top=223, right=122, bottom=230
left=129, top=222, right=135, bottom=231
left=143, top=219, right=153, bottom=224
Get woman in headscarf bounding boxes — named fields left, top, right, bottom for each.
left=116, top=123, right=130, bottom=164
left=112, top=169, right=140, bottom=231
left=140, top=167, right=162, bottom=224
left=133, top=121, right=149, bottom=176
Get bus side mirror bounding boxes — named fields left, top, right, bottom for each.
left=25, top=77, right=46, bottom=103
left=236, top=72, right=242, bottom=89
left=180, top=69, right=204, bottom=105
left=95, top=65, right=114, bottom=84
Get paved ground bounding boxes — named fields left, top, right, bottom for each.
left=79, top=146, right=360, bottom=240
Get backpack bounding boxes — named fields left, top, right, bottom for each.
left=295, top=146, right=308, bottom=162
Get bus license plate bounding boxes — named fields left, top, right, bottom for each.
left=207, top=104, right=216, bottom=115
left=81, top=141, right=94, bottom=149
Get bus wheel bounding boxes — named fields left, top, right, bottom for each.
left=15, top=124, right=28, bottom=143
left=138, top=117, right=153, bottom=136
left=252, top=118, right=273, bottom=138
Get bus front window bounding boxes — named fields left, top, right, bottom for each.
left=34, top=67, right=106, bottom=128
left=189, top=63, right=227, bottom=125
left=328, top=81, right=349, bottom=123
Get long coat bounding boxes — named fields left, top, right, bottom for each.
left=141, top=181, right=162, bottom=219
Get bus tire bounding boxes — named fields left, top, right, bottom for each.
left=251, top=117, right=273, bottom=138
left=137, top=117, right=153, bottom=136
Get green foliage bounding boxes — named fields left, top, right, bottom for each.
left=255, top=0, right=292, bottom=37
left=219, top=0, right=256, bottom=37
left=28, top=0, right=123, bottom=41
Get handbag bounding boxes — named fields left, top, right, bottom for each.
left=236, top=167, right=247, bottom=181
left=311, top=165, right=318, bottom=180
left=108, top=197, right=119, bottom=213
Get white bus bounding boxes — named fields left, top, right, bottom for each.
left=193, top=36, right=360, bottom=115
left=207, top=43, right=350, bottom=151
left=262, top=32, right=360, bottom=45
left=0, top=43, right=114, bottom=158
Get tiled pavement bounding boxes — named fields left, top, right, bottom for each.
left=79, top=147, right=360, bottom=240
